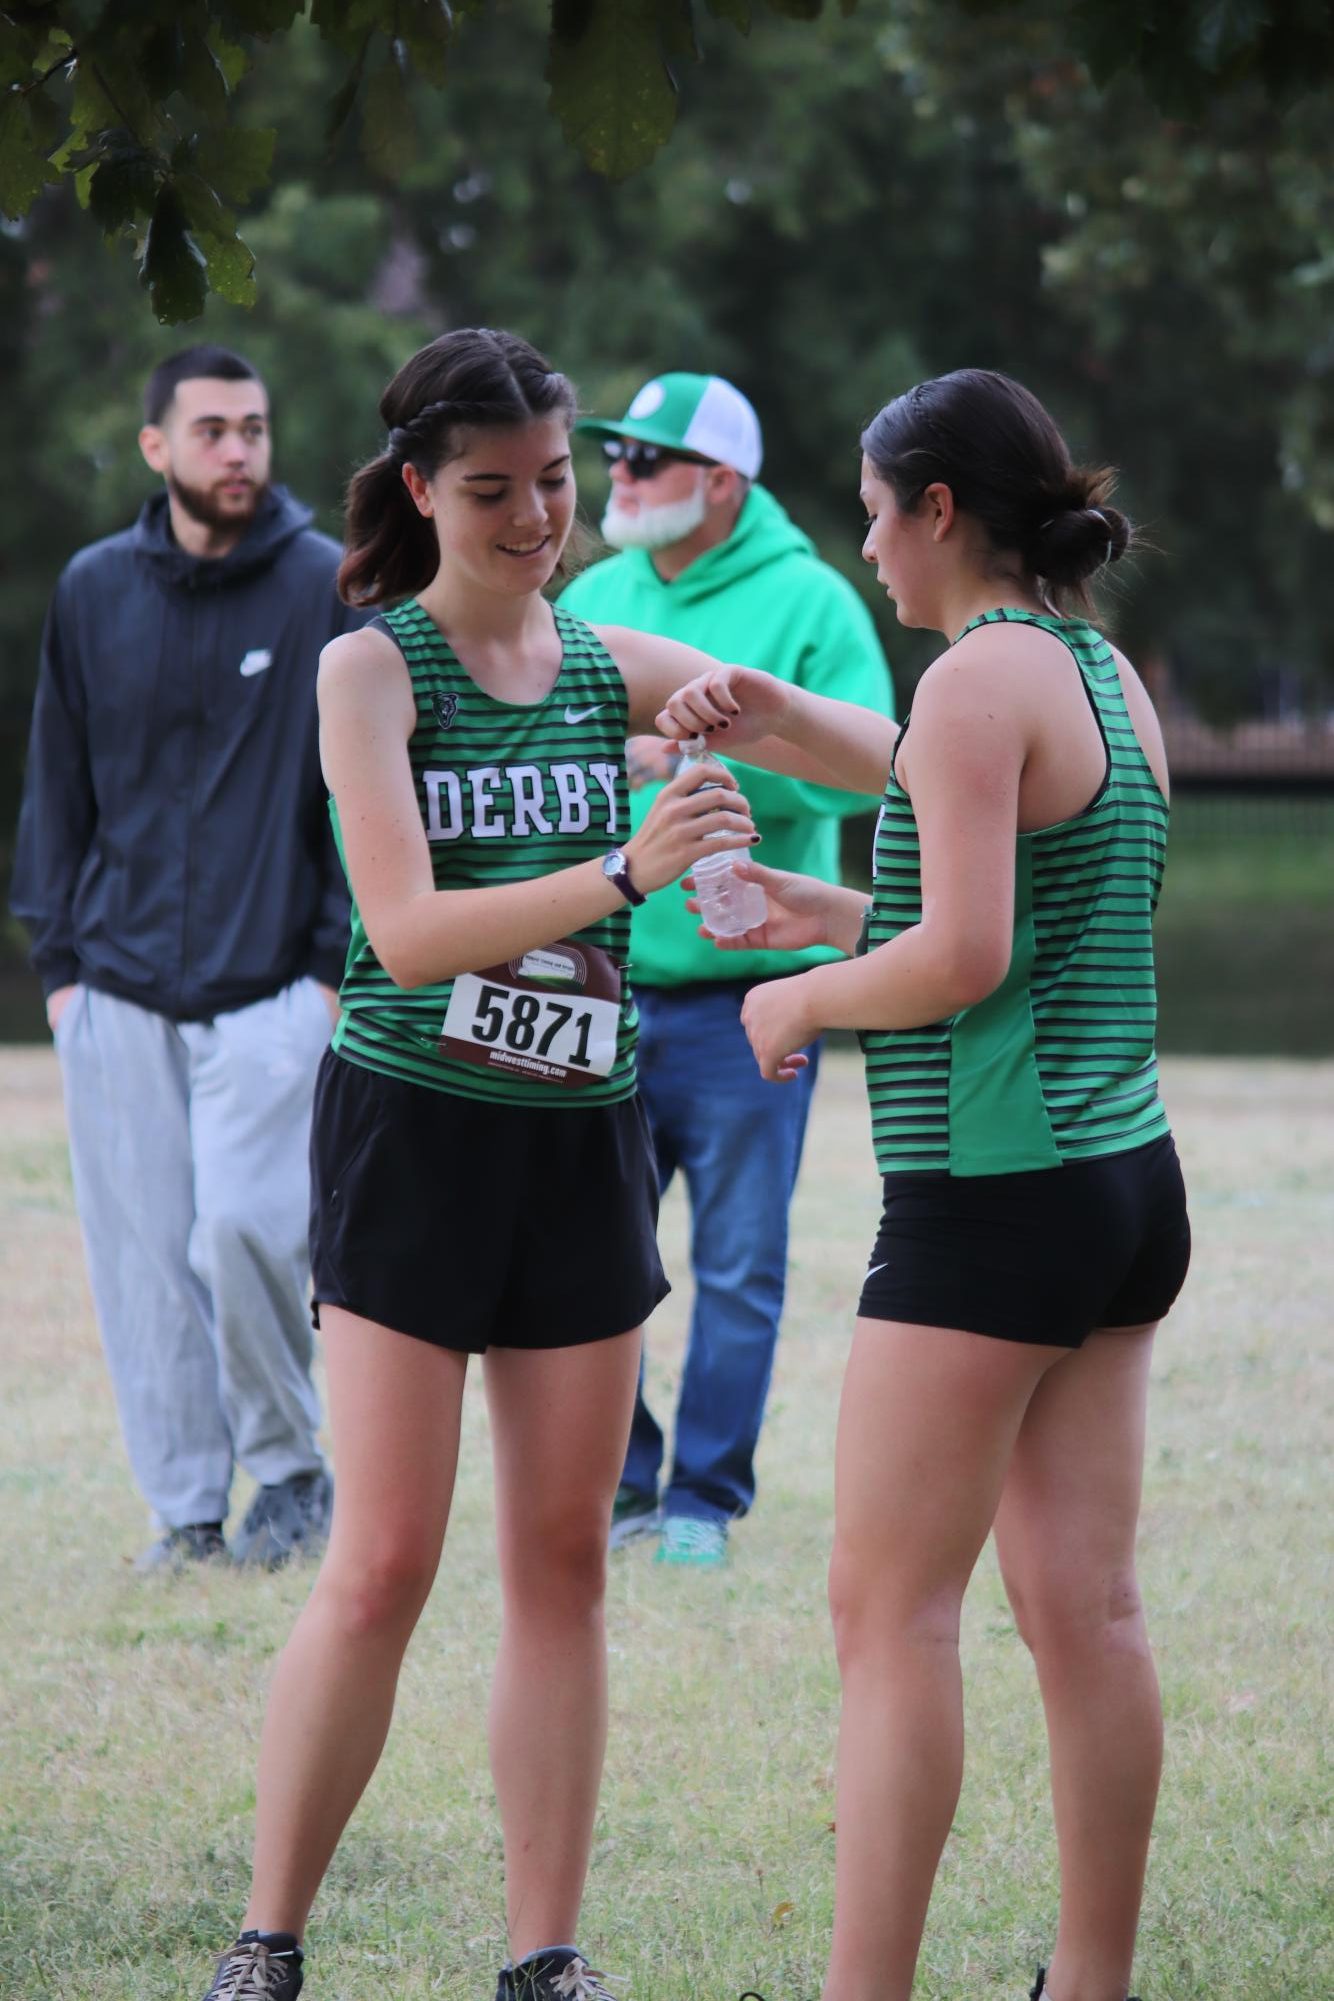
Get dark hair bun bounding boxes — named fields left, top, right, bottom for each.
left=1027, top=501, right=1131, bottom=586
left=860, top=371, right=1136, bottom=617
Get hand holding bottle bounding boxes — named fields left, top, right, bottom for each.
left=684, top=860, right=828, bottom=950
left=686, top=861, right=872, bottom=956
left=669, top=737, right=768, bottom=936
left=623, top=755, right=757, bottom=895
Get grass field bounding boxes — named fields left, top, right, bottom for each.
left=0, top=1049, right=1329, bottom=2001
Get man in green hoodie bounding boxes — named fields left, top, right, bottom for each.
left=560, top=372, right=893, bottom=1566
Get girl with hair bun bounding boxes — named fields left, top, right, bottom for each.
left=658, top=369, right=1189, bottom=2001
left=198, top=328, right=763, bottom=2001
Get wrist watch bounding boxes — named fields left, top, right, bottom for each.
left=601, top=848, right=645, bottom=907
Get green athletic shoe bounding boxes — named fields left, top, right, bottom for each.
left=655, top=1515, right=727, bottom=1566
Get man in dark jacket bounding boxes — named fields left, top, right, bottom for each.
left=12, top=344, right=360, bottom=1571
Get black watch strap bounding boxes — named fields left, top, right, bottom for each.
left=603, top=848, right=646, bottom=907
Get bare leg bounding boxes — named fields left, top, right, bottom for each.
left=485, top=1329, right=641, bottom=1962
left=823, top=1320, right=1062, bottom=2001
left=244, top=1308, right=468, bottom=1936
left=994, top=1324, right=1160, bottom=2001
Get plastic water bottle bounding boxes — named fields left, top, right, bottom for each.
left=678, top=736, right=769, bottom=938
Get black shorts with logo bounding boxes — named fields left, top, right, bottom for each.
left=309, top=1049, right=669, bottom=1353
left=857, top=1132, right=1190, bottom=1348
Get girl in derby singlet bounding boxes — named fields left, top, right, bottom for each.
left=199, top=330, right=760, bottom=2001
left=658, top=371, right=1190, bottom=2001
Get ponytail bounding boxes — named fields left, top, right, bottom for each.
left=338, top=453, right=438, bottom=608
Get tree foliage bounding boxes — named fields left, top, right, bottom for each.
left=3, top=3, right=1333, bottom=690
left=3, top=0, right=1334, bottom=320
left=3, top=0, right=1334, bottom=937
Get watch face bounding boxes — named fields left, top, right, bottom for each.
left=604, top=850, right=625, bottom=877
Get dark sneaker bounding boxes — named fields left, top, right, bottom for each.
left=201, top=1931, right=303, bottom=1998
left=133, top=1523, right=228, bottom=1574
left=1029, top=1970, right=1139, bottom=2001
left=608, top=1484, right=660, bottom=1551
left=496, top=1946, right=621, bottom=2000
left=232, top=1469, right=333, bottom=1569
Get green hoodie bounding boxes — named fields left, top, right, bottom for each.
left=559, top=485, right=894, bottom=986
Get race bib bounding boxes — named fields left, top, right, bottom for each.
left=440, top=939, right=622, bottom=1090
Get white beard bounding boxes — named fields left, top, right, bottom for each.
left=601, top=479, right=709, bottom=552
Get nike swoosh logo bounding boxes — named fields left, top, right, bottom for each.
left=564, top=704, right=605, bottom=724
left=865, top=1262, right=889, bottom=1280
left=239, top=649, right=272, bottom=677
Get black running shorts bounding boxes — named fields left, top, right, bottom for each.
left=309, top=1049, right=669, bottom=1352
left=857, top=1132, right=1190, bottom=1347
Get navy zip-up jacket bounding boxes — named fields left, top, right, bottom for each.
left=12, top=486, right=365, bottom=1020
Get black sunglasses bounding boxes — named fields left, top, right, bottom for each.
left=600, top=437, right=713, bottom=480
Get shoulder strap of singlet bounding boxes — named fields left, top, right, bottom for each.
left=379, top=597, right=434, bottom=643
left=954, top=605, right=1149, bottom=768
left=954, top=605, right=1078, bottom=646
left=551, top=600, right=618, bottom=664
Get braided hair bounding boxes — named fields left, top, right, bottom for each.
left=861, top=369, right=1132, bottom=618
left=385, top=396, right=512, bottom=466
left=339, top=330, right=578, bottom=607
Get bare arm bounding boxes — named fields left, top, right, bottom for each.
left=689, top=860, right=871, bottom=959
left=737, top=657, right=1022, bottom=1078
left=597, top=626, right=892, bottom=793
left=727, top=709, right=894, bottom=794
left=643, top=654, right=899, bottom=796
left=821, top=883, right=877, bottom=958
left=319, top=627, right=756, bottom=989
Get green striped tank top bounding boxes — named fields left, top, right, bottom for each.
left=331, top=600, right=638, bottom=1106
left=861, top=608, right=1170, bottom=1176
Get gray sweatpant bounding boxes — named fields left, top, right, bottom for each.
left=55, top=980, right=332, bottom=1530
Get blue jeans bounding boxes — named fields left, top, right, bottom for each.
left=624, top=982, right=820, bottom=1526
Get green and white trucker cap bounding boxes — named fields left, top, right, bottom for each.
left=578, top=373, right=763, bottom=479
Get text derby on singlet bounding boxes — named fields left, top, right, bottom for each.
left=422, top=760, right=622, bottom=842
